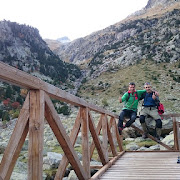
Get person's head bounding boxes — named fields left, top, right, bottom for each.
left=144, top=82, right=152, bottom=93
left=128, top=82, right=135, bottom=93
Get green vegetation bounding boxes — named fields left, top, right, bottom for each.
left=78, top=60, right=180, bottom=113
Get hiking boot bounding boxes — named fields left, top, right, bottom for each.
left=155, top=128, right=162, bottom=143
left=155, top=135, right=161, bottom=143
left=142, top=132, right=148, bottom=139
left=141, top=123, right=148, bottom=139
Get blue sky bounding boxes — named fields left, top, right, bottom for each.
left=0, top=0, right=148, bottom=40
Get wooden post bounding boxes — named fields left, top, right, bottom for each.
left=115, top=119, right=123, bottom=152
left=173, top=117, right=180, bottom=150
left=81, top=107, right=90, bottom=178
left=102, top=114, right=108, bottom=161
left=107, top=118, right=117, bottom=157
left=111, top=117, right=118, bottom=153
left=28, top=90, right=44, bottom=180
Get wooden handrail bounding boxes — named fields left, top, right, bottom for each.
left=173, top=118, right=180, bottom=150
left=0, top=61, right=179, bottom=180
left=0, top=61, right=116, bottom=117
left=0, top=61, right=123, bottom=180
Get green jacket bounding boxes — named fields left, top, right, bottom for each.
left=121, top=90, right=146, bottom=111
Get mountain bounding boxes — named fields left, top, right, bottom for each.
left=57, top=36, right=71, bottom=44
left=48, top=0, right=180, bottom=78
left=0, top=20, right=81, bottom=86
left=44, top=0, right=180, bottom=113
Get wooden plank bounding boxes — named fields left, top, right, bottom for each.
left=173, top=118, right=179, bottom=150
left=90, top=151, right=125, bottom=180
left=99, top=152, right=180, bottom=179
left=111, top=117, right=118, bottom=153
left=107, top=119, right=117, bottom=157
left=89, top=113, right=108, bottom=165
left=114, top=119, right=123, bottom=152
left=28, top=90, right=44, bottom=180
left=55, top=110, right=81, bottom=180
left=102, top=114, right=108, bottom=161
left=44, top=94, right=88, bottom=180
left=81, top=107, right=90, bottom=178
left=0, top=94, right=30, bottom=180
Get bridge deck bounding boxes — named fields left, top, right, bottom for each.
left=99, top=151, right=180, bottom=180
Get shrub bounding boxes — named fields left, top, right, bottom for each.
left=12, top=110, right=20, bottom=119
left=11, top=102, right=20, bottom=109
left=3, top=99, right=9, bottom=106
left=57, top=105, right=70, bottom=115
left=2, top=111, right=10, bottom=121
left=102, top=99, right=108, bottom=107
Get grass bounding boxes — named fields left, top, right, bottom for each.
left=78, top=60, right=180, bottom=113
left=123, top=139, right=157, bottom=149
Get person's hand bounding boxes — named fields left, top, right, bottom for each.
left=152, top=92, right=156, bottom=100
left=154, top=91, right=159, bottom=96
left=119, top=96, right=122, bottom=103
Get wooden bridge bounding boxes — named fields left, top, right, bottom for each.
left=0, top=61, right=179, bottom=180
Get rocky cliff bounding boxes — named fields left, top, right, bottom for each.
left=0, top=20, right=81, bottom=85
left=47, top=0, right=180, bottom=78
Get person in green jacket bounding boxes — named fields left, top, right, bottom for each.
left=117, top=82, right=146, bottom=135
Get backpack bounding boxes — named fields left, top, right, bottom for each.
left=127, top=91, right=138, bottom=102
left=157, top=103, right=165, bottom=115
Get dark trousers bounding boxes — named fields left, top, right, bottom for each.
left=140, top=115, right=162, bottom=128
left=118, top=109, right=137, bottom=128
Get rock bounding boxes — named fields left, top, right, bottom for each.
left=137, top=146, right=149, bottom=151
left=43, top=152, right=63, bottom=170
left=11, top=172, right=27, bottom=180
left=68, top=170, right=78, bottom=180
left=126, top=142, right=140, bottom=151
left=122, top=127, right=136, bottom=138
left=0, top=141, right=7, bottom=154
left=160, top=133, right=174, bottom=150
left=149, top=144, right=160, bottom=150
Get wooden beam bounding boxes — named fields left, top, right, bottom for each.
left=114, top=119, right=123, bottom=152
left=44, top=93, right=88, bottom=180
left=28, top=90, right=44, bottom=180
left=55, top=110, right=81, bottom=180
left=0, top=94, right=30, bottom=180
left=107, top=119, right=117, bottom=157
left=89, top=113, right=109, bottom=165
left=102, top=114, right=108, bottom=161
left=124, top=119, right=173, bottom=150
left=173, top=118, right=178, bottom=150
left=90, top=114, right=102, bottom=159
left=111, top=117, right=118, bottom=153
left=81, top=107, right=90, bottom=178
left=0, top=61, right=116, bottom=117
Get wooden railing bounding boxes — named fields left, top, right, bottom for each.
left=0, top=61, right=179, bottom=180
left=173, top=119, right=180, bottom=150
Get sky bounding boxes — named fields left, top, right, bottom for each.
left=0, top=0, right=148, bottom=41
